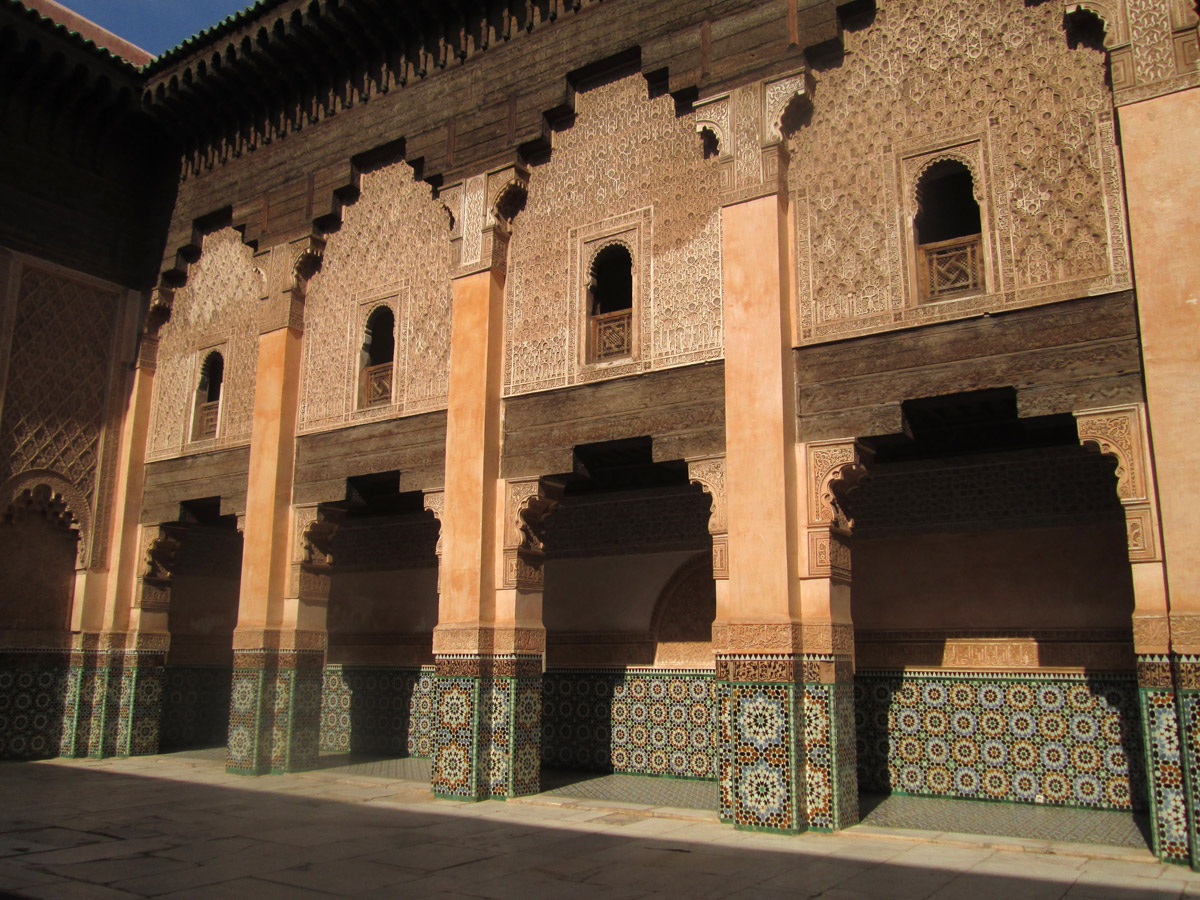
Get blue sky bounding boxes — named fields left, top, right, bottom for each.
left=59, top=0, right=258, bottom=56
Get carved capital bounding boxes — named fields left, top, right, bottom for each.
left=447, top=164, right=528, bottom=277
left=697, top=69, right=811, bottom=205
left=1133, top=613, right=1171, bottom=655
left=1171, top=613, right=1200, bottom=655
left=255, top=234, right=324, bottom=333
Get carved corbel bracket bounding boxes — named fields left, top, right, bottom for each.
left=695, top=69, right=812, bottom=206
left=502, top=477, right=560, bottom=590
left=687, top=456, right=728, bottom=579
left=424, top=489, right=445, bottom=592
left=804, top=439, right=867, bottom=579
left=299, top=505, right=345, bottom=572
left=135, top=523, right=187, bottom=611
left=1075, top=404, right=1161, bottom=562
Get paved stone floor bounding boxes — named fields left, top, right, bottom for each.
left=165, top=750, right=1154, bottom=851
left=0, top=753, right=1194, bottom=900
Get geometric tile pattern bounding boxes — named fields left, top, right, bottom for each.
left=431, top=656, right=542, bottom=801
left=226, top=650, right=323, bottom=775
left=726, top=681, right=802, bottom=832
left=541, top=669, right=717, bottom=781
left=160, top=666, right=234, bottom=751
left=1140, top=683, right=1189, bottom=863
left=0, top=653, right=71, bottom=760
left=856, top=671, right=1147, bottom=814
left=805, top=680, right=859, bottom=831
left=431, top=670, right=479, bottom=799
left=319, top=665, right=434, bottom=757
left=1179, top=684, right=1200, bottom=868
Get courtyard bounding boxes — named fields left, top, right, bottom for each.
left=0, top=752, right=1192, bottom=900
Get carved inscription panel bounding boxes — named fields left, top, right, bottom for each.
left=299, top=160, right=452, bottom=432
left=790, top=0, right=1130, bottom=344
left=148, top=228, right=262, bottom=460
left=504, top=74, right=724, bottom=396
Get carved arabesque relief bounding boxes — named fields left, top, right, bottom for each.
left=790, top=0, right=1130, bottom=345
left=687, top=456, right=728, bottom=579
left=805, top=440, right=865, bottom=580
left=1075, top=404, right=1161, bottom=562
left=299, top=160, right=452, bottom=432
left=652, top=551, right=717, bottom=668
left=1, top=479, right=86, bottom=567
left=148, top=228, right=262, bottom=460
left=0, top=266, right=118, bottom=544
left=504, top=74, right=724, bottom=396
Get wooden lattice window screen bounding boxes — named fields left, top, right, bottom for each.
left=363, top=362, right=393, bottom=406
left=196, top=401, right=219, bottom=439
left=590, top=309, right=632, bottom=361
left=919, top=233, right=983, bottom=301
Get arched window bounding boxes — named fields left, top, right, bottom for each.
left=360, top=306, right=395, bottom=408
left=192, top=351, right=223, bottom=440
left=586, top=243, right=633, bottom=362
left=914, top=160, right=983, bottom=302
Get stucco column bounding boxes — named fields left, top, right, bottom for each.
left=226, top=235, right=325, bottom=775
left=1118, top=86, right=1200, bottom=867
left=705, top=72, right=818, bottom=833
left=60, top=314, right=169, bottom=761
left=431, top=167, right=541, bottom=800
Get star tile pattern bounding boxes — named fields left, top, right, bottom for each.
left=542, top=670, right=717, bottom=781
left=319, top=665, right=435, bottom=758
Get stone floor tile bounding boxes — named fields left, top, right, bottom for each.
left=926, top=872, right=1072, bottom=900
left=154, top=875, right=346, bottom=899
left=258, top=857, right=422, bottom=894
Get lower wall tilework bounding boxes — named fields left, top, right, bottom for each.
left=0, top=655, right=70, bottom=759
left=159, top=666, right=233, bottom=750
left=431, top=675, right=479, bottom=798
left=855, top=671, right=1147, bottom=813
left=319, top=666, right=435, bottom=757
left=1141, top=683, right=1189, bottom=862
left=541, top=669, right=717, bottom=780
left=805, top=681, right=859, bottom=831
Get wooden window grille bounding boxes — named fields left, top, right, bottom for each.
left=363, top=362, right=393, bottom=406
left=919, top=233, right=983, bottom=301
left=196, top=401, right=219, bottom=439
left=590, top=308, right=632, bottom=361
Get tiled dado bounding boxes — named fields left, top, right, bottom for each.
left=717, top=654, right=858, bottom=833
left=0, top=650, right=164, bottom=761
left=160, top=666, right=233, bottom=751
left=226, top=650, right=324, bottom=775
left=542, top=669, right=717, bottom=781
left=319, top=665, right=435, bottom=757
left=1149, top=654, right=1200, bottom=866
left=431, top=655, right=541, bottom=801
left=0, top=651, right=71, bottom=759
left=855, top=671, right=1147, bottom=817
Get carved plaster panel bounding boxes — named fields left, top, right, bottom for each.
left=1075, top=404, right=1161, bottom=562
left=299, top=160, right=452, bottom=433
left=687, top=456, right=727, bottom=534
left=0, top=264, right=120, bottom=556
left=504, top=74, right=724, bottom=396
left=148, top=228, right=261, bottom=460
left=790, top=0, right=1131, bottom=345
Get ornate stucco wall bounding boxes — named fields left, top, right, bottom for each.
left=504, top=74, right=725, bottom=396
left=789, top=0, right=1130, bottom=343
left=148, top=228, right=261, bottom=460
left=299, top=161, right=452, bottom=433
